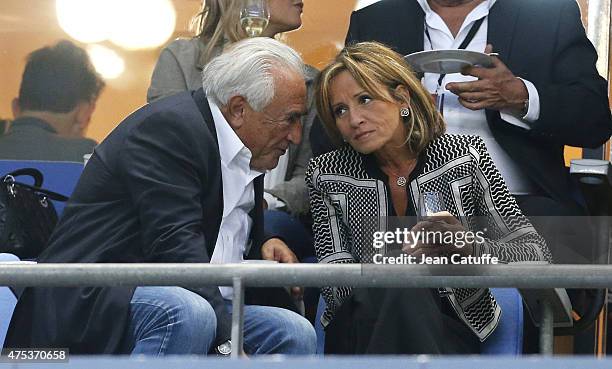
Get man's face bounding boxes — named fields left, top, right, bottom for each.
left=239, top=71, right=307, bottom=171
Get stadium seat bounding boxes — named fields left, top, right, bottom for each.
left=482, top=288, right=524, bottom=354
left=0, top=253, right=21, bottom=347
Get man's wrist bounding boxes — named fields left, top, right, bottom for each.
left=520, top=98, right=529, bottom=117
left=510, top=77, right=529, bottom=117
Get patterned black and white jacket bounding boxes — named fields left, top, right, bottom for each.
left=306, top=134, right=552, bottom=342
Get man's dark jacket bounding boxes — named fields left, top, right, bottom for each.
left=4, top=89, right=269, bottom=353
left=337, top=0, right=612, bottom=210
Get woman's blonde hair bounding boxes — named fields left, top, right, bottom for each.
left=190, top=0, right=287, bottom=67
left=315, top=41, right=445, bottom=154
left=190, top=0, right=245, bottom=67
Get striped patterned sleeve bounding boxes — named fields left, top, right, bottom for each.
left=467, top=136, right=553, bottom=263
left=306, top=157, right=356, bottom=326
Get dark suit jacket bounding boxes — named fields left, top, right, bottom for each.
left=4, top=89, right=270, bottom=354
left=0, top=117, right=97, bottom=162
left=340, top=0, right=612, bottom=211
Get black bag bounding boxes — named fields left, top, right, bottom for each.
left=0, top=168, right=68, bottom=259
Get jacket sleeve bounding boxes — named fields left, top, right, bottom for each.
left=528, top=0, right=612, bottom=147
left=345, top=11, right=362, bottom=45
left=119, top=112, right=231, bottom=346
left=306, top=158, right=356, bottom=325
left=469, top=137, right=553, bottom=263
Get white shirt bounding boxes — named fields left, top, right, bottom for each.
left=263, top=152, right=288, bottom=210
left=417, top=0, right=539, bottom=194
left=208, top=98, right=263, bottom=299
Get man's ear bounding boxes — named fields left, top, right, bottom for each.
left=11, top=98, right=22, bottom=119
left=72, top=100, right=96, bottom=136
left=224, top=95, right=249, bottom=130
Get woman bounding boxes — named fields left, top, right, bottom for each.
left=147, top=0, right=310, bottom=102
left=307, top=42, right=552, bottom=354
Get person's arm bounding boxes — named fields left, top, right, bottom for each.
left=469, top=137, right=553, bottom=263
left=498, top=78, right=540, bottom=128
left=147, top=47, right=190, bottom=103
left=449, top=1, right=612, bottom=147
left=119, top=112, right=231, bottom=345
left=306, top=158, right=356, bottom=323
left=530, top=0, right=612, bottom=147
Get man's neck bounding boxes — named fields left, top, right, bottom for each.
left=17, top=111, right=73, bottom=136
left=429, top=0, right=481, bottom=7
left=427, top=0, right=486, bottom=37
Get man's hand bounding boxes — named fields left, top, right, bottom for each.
left=261, top=238, right=303, bottom=299
left=445, top=44, right=528, bottom=115
left=262, top=238, right=299, bottom=263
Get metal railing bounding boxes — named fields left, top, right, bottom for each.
left=2, top=263, right=612, bottom=357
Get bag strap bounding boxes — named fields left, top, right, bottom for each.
left=2, top=169, right=69, bottom=202
left=6, top=168, right=44, bottom=187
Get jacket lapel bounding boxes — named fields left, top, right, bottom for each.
left=396, top=0, right=425, bottom=55
left=193, top=88, right=218, bottom=143
left=247, top=175, right=265, bottom=260
left=253, top=175, right=264, bottom=248
left=487, top=0, right=521, bottom=63
left=485, top=0, right=521, bottom=137
left=191, top=88, right=224, bottom=254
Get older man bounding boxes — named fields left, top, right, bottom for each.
left=4, top=38, right=316, bottom=356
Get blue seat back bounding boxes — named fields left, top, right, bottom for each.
left=0, top=160, right=84, bottom=216
left=0, top=253, right=20, bottom=347
left=482, top=288, right=524, bottom=355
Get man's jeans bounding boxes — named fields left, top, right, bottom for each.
left=121, top=286, right=316, bottom=355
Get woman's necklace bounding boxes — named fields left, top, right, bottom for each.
left=382, top=160, right=417, bottom=187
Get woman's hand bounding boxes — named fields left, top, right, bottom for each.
left=402, top=211, right=474, bottom=258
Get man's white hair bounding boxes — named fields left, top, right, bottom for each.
left=201, top=37, right=306, bottom=112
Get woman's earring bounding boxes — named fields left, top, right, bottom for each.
left=400, top=107, right=410, bottom=117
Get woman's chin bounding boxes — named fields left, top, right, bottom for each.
left=349, top=142, right=378, bottom=155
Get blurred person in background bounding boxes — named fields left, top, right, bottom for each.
left=0, top=40, right=104, bottom=162
left=0, top=119, right=9, bottom=135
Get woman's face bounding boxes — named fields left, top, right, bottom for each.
left=329, top=71, right=409, bottom=154
left=267, top=0, right=303, bottom=34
